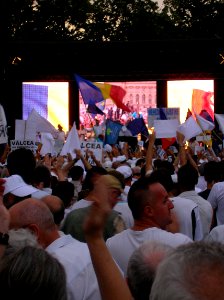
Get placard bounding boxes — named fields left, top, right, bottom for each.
left=148, top=108, right=180, bottom=128
left=80, top=141, right=103, bottom=164
left=10, top=140, right=38, bottom=153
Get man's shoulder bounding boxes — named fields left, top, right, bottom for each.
left=106, top=228, right=130, bottom=244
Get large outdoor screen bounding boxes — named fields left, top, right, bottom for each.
left=22, top=82, right=69, bottom=132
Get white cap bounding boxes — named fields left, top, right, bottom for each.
left=116, top=165, right=132, bottom=179
left=116, top=155, right=126, bottom=163
left=103, top=160, right=113, bottom=169
left=104, top=144, right=112, bottom=153
left=3, top=175, right=38, bottom=197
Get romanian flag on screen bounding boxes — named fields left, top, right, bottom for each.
left=75, top=74, right=130, bottom=112
left=191, top=89, right=214, bottom=121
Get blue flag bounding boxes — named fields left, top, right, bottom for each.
left=96, top=100, right=106, bottom=112
left=75, top=74, right=104, bottom=105
left=105, top=119, right=122, bottom=145
left=87, top=100, right=104, bottom=115
left=127, top=118, right=149, bottom=137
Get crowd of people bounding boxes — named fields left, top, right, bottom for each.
left=1, top=116, right=224, bottom=299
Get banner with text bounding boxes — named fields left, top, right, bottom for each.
left=148, top=108, right=180, bottom=128
left=80, top=141, right=103, bottom=164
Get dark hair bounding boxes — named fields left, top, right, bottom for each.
left=128, top=177, right=155, bottom=220
left=204, top=161, right=221, bottom=183
left=158, top=160, right=175, bottom=175
left=149, top=168, right=174, bottom=193
left=177, top=163, right=198, bottom=190
left=136, top=158, right=146, bottom=167
left=7, top=148, right=36, bottom=184
left=82, top=166, right=107, bottom=191
left=52, top=181, right=74, bottom=208
left=68, top=165, right=84, bottom=181
left=32, top=165, right=52, bottom=188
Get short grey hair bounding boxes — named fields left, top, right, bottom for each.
left=6, top=228, right=40, bottom=255
left=0, top=245, right=67, bottom=299
left=150, top=241, right=224, bottom=300
left=127, top=241, right=173, bottom=300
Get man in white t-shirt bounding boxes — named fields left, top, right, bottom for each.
left=106, top=177, right=192, bottom=276
left=176, top=163, right=213, bottom=239
left=207, top=181, right=224, bottom=226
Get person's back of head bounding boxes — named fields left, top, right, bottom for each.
left=177, top=163, right=198, bottom=191
left=52, top=181, right=74, bottom=208
left=127, top=241, right=172, bottom=300
left=6, top=148, right=36, bottom=184
left=149, top=168, right=174, bottom=194
left=32, top=164, right=52, bottom=189
left=204, top=161, right=221, bottom=184
left=136, top=158, right=146, bottom=168
left=150, top=241, right=224, bottom=300
left=68, top=165, right=84, bottom=181
left=159, top=160, right=175, bottom=176
left=127, top=177, right=155, bottom=220
left=6, top=228, right=39, bottom=256
left=82, top=166, right=107, bottom=191
left=0, top=245, right=67, bottom=300
left=41, top=195, right=65, bottom=227
left=9, top=198, right=56, bottom=235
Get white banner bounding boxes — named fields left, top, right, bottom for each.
left=10, top=140, right=37, bottom=153
left=80, top=141, right=103, bottom=163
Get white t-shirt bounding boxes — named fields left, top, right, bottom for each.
left=113, top=202, right=134, bottom=228
left=171, top=196, right=203, bottom=241
left=106, top=227, right=192, bottom=276
left=69, top=198, right=92, bottom=211
left=178, top=191, right=213, bottom=239
left=208, top=182, right=224, bottom=225
left=46, top=233, right=101, bottom=300
left=206, top=225, right=224, bottom=243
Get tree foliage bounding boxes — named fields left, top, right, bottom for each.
left=163, top=0, right=224, bottom=39
left=4, top=0, right=224, bottom=41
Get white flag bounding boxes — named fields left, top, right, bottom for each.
left=60, top=122, right=81, bottom=159
left=177, top=116, right=202, bottom=141
left=215, top=114, right=224, bottom=134
left=195, top=114, right=215, bottom=131
left=0, top=104, right=8, bottom=144
left=26, top=109, right=58, bottom=138
left=40, top=132, right=55, bottom=156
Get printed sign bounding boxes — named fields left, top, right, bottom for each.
left=10, top=140, right=38, bottom=153
left=148, top=108, right=180, bottom=128
left=80, top=141, right=103, bottom=164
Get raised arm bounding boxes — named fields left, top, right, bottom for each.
left=145, top=130, right=156, bottom=175
left=74, top=149, right=92, bottom=171
left=84, top=177, right=132, bottom=300
left=176, top=131, right=187, bottom=167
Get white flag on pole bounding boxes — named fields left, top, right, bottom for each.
left=26, top=109, right=58, bottom=138
left=60, top=122, right=81, bottom=159
left=215, top=114, right=224, bottom=134
left=177, top=116, right=202, bottom=141
left=0, top=104, right=8, bottom=144
left=195, top=114, right=215, bottom=131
